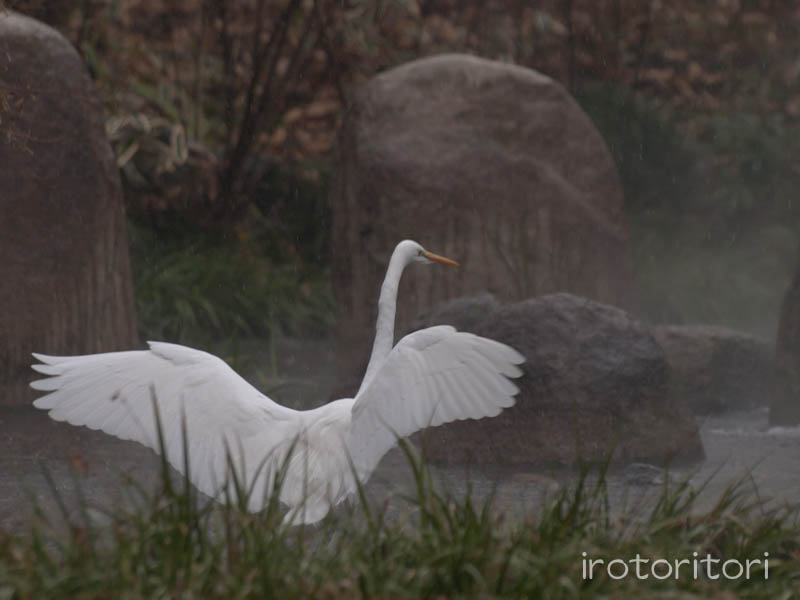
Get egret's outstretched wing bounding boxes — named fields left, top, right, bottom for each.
left=348, top=326, right=524, bottom=475
left=30, top=342, right=302, bottom=508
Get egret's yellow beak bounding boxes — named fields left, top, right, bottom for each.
left=423, top=250, right=459, bottom=267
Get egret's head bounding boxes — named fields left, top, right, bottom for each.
left=397, top=239, right=459, bottom=267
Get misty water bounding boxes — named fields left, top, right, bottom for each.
left=2, top=403, right=799, bottom=535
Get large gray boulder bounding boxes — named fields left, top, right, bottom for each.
left=652, top=325, right=773, bottom=414
left=331, top=54, right=639, bottom=391
left=412, top=293, right=703, bottom=466
left=0, top=12, right=138, bottom=406
left=771, top=240, right=800, bottom=425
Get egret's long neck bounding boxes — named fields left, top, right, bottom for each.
left=357, top=251, right=409, bottom=395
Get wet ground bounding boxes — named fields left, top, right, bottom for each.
left=379, top=406, right=800, bottom=522
left=1, top=402, right=799, bottom=534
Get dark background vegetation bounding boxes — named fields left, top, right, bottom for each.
left=4, top=0, right=799, bottom=344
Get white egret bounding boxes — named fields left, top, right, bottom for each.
left=30, top=240, right=524, bottom=524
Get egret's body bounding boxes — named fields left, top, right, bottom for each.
left=31, top=240, right=524, bottom=524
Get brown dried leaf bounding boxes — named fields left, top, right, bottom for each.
left=662, top=47, right=689, bottom=62
left=305, top=99, right=340, bottom=120
left=687, top=61, right=703, bottom=82
left=284, top=107, right=304, bottom=125
left=786, top=95, right=800, bottom=118
left=643, top=67, right=674, bottom=85
left=741, top=12, right=770, bottom=26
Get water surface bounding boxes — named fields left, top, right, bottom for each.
left=1, top=405, right=797, bottom=534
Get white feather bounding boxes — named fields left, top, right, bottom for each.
left=31, top=240, right=524, bottom=524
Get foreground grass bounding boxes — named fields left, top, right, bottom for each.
left=1, top=444, right=799, bottom=599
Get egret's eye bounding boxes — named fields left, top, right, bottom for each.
left=418, top=249, right=424, bottom=256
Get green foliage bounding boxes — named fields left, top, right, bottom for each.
left=576, top=84, right=699, bottom=219
left=1, top=433, right=800, bottom=598
left=632, top=225, right=797, bottom=335
left=248, top=161, right=332, bottom=268
left=699, top=111, right=800, bottom=223
left=578, top=83, right=799, bottom=336
left=129, top=212, right=335, bottom=348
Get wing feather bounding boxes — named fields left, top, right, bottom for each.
left=348, top=326, right=524, bottom=476
left=30, top=342, right=303, bottom=509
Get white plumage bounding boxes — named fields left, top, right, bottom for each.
left=31, top=240, right=524, bottom=524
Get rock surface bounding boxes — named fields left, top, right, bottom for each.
left=0, top=12, right=138, bottom=406
left=412, top=293, right=704, bottom=466
left=331, top=54, right=638, bottom=391
left=405, top=292, right=502, bottom=335
left=652, top=325, right=773, bottom=415
left=770, top=240, right=800, bottom=425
